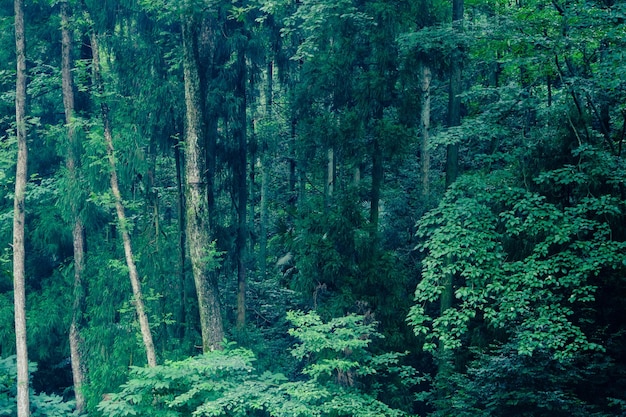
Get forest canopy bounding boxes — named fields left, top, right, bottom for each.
left=0, top=0, right=625, bottom=415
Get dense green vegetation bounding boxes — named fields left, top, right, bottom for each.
left=1, top=0, right=625, bottom=415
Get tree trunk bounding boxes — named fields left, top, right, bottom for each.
left=13, top=1, right=30, bottom=415
left=445, top=0, right=463, bottom=188
left=90, top=28, right=157, bottom=368
left=174, top=138, right=187, bottom=337
left=370, top=138, right=383, bottom=236
left=258, top=59, right=273, bottom=279
left=182, top=16, right=224, bottom=351
left=420, top=63, right=432, bottom=196
left=235, top=49, right=248, bottom=330
left=440, top=0, right=464, bottom=384
left=60, top=1, right=87, bottom=410
left=327, top=148, right=335, bottom=198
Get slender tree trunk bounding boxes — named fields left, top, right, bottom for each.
left=324, top=146, right=335, bottom=214
left=259, top=158, right=268, bottom=276
left=182, top=16, right=224, bottom=351
left=258, top=60, right=272, bottom=279
left=60, top=2, right=87, bottom=410
left=174, top=138, right=187, bottom=337
left=420, top=63, right=432, bottom=196
left=235, top=49, right=248, bottom=329
left=13, top=1, right=29, bottom=415
left=445, top=0, right=463, bottom=188
left=370, top=137, right=383, bottom=236
left=289, top=117, right=300, bottom=219
left=90, top=29, right=157, bottom=367
left=440, top=0, right=464, bottom=386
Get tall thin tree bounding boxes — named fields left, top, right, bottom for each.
left=445, top=0, right=464, bottom=187
left=440, top=0, right=464, bottom=387
left=13, top=0, right=30, bottom=415
left=420, top=63, right=432, bottom=196
left=234, top=48, right=248, bottom=329
left=60, top=1, right=87, bottom=410
left=88, top=20, right=157, bottom=368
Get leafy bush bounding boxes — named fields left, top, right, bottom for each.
left=98, top=311, right=420, bottom=417
left=0, top=355, right=81, bottom=416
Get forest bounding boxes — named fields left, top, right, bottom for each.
left=1, top=0, right=625, bottom=415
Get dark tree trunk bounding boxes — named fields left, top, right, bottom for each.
left=445, top=0, right=464, bottom=188
left=234, top=48, right=248, bottom=329
left=420, top=63, right=432, bottom=196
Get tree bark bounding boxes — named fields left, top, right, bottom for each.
left=370, top=138, right=383, bottom=236
left=440, top=0, right=464, bottom=383
left=174, top=138, right=187, bottom=337
left=258, top=59, right=273, bottom=279
left=235, top=50, right=248, bottom=330
left=182, top=15, right=224, bottom=351
left=13, top=0, right=30, bottom=415
left=420, top=63, right=432, bottom=196
left=90, top=28, right=157, bottom=367
left=60, top=1, right=87, bottom=411
left=327, top=147, right=335, bottom=200
left=445, top=0, right=464, bottom=188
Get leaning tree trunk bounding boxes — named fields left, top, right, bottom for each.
left=60, top=1, right=87, bottom=410
left=181, top=15, right=224, bottom=351
left=90, top=27, right=157, bottom=368
left=13, top=0, right=30, bottom=415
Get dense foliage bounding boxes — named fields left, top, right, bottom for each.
left=0, top=0, right=625, bottom=415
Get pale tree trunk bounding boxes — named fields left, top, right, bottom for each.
left=420, top=63, right=431, bottom=196
left=60, top=1, right=87, bottom=411
left=182, top=15, right=224, bottom=351
left=324, top=147, right=334, bottom=212
left=258, top=60, right=272, bottom=279
left=327, top=148, right=334, bottom=198
left=90, top=28, right=157, bottom=368
left=13, top=0, right=30, bottom=415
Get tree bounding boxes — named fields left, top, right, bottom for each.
left=12, top=0, right=30, bottom=414
left=88, top=14, right=157, bottom=368
left=60, top=1, right=87, bottom=410
left=181, top=8, right=224, bottom=352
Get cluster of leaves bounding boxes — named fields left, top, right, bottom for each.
left=425, top=341, right=624, bottom=417
left=409, top=159, right=625, bottom=359
left=0, top=356, right=80, bottom=417
left=98, top=311, right=419, bottom=417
